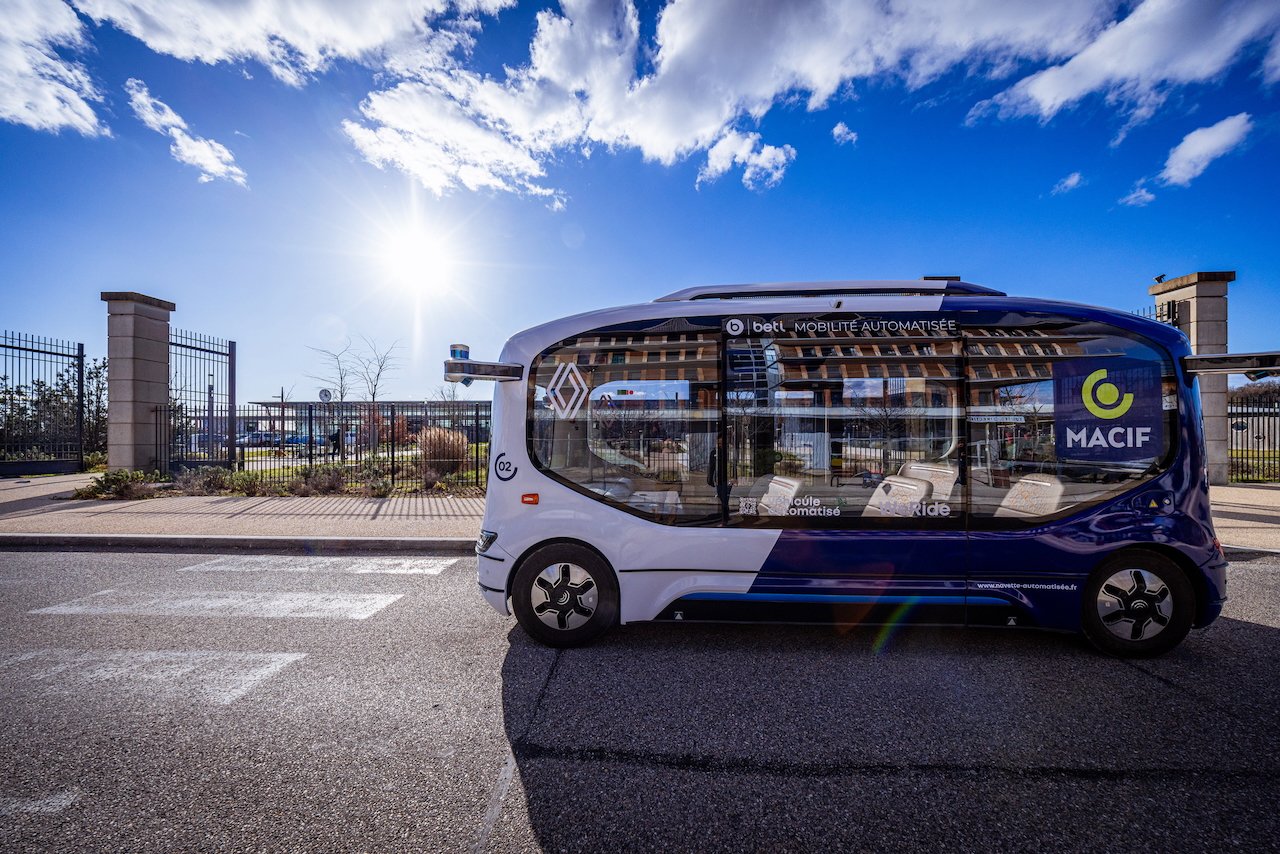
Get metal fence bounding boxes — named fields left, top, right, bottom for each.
left=167, top=327, right=235, bottom=468
left=1132, top=301, right=1182, bottom=328
left=1229, top=394, right=1280, bottom=482
left=1, top=330, right=84, bottom=474
left=158, top=401, right=491, bottom=492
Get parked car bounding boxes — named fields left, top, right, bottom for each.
left=185, top=433, right=227, bottom=453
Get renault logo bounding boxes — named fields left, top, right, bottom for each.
left=1082, top=369, right=1134, bottom=420
left=546, top=360, right=588, bottom=420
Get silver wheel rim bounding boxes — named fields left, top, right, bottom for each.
left=530, top=562, right=598, bottom=631
left=1096, top=568, right=1173, bottom=642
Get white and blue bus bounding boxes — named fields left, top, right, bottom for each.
left=446, top=280, right=1272, bottom=656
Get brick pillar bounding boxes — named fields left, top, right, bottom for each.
left=1149, top=271, right=1233, bottom=485
left=101, top=292, right=175, bottom=471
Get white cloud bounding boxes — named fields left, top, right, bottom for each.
left=124, top=77, right=186, bottom=134
left=1120, top=183, right=1155, bottom=206
left=342, top=80, right=551, bottom=197
left=124, top=79, right=247, bottom=186
left=832, top=122, right=858, bottom=145
left=10, top=0, right=1277, bottom=202
left=1159, top=112, right=1253, bottom=186
left=696, top=130, right=796, bottom=190
left=1052, top=171, right=1083, bottom=194
left=347, top=0, right=1117, bottom=196
left=1267, top=29, right=1280, bottom=82
left=0, top=0, right=106, bottom=135
left=978, top=0, right=1280, bottom=135
left=73, top=0, right=511, bottom=85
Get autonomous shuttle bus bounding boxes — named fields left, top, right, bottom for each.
left=446, top=280, right=1240, bottom=657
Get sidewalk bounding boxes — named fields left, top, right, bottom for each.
left=1, top=474, right=1277, bottom=554
left=1206, top=483, right=1280, bottom=553
left=0, top=474, right=482, bottom=552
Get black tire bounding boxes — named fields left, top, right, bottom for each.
left=511, top=543, right=619, bottom=648
left=1081, top=552, right=1194, bottom=658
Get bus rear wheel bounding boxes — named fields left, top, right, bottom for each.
left=1082, top=552, right=1193, bottom=658
left=512, top=544, right=619, bottom=648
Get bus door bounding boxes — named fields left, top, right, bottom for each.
left=717, top=320, right=968, bottom=625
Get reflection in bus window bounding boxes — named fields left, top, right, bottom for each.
left=530, top=331, right=720, bottom=523
left=724, top=330, right=965, bottom=527
left=965, top=321, right=1174, bottom=522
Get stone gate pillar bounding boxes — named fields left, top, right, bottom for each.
left=101, top=292, right=175, bottom=471
left=1148, top=271, right=1233, bottom=486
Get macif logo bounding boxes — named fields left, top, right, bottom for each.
left=1081, top=369, right=1134, bottom=420
left=1055, top=360, right=1161, bottom=461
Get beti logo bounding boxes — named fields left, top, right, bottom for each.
left=1082, top=369, right=1134, bottom=420
left=724, top=317, right=786, bottom=335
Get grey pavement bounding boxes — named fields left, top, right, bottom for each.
left=0, top=474, right=483, bottom=550
left=2, top=473, right=1279, bottom=554
left=1, top=548, right=1278, bottom=851
left=1206, top=482, right=1280, bottom=553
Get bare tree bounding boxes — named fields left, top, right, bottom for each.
left=354, top=336, right=401, bottom=404
left=307, top=338, right=354, bottom=402
left=354, top=337, right=401, bottom=453
left=431, top=383, right=462, bottom=403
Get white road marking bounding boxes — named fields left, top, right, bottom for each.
left=30, top=590, right=402, bottom=620
left=472, top=749, right=517, bottom=854
left=0, top=649, right=306, bottom=705
left=182, top=555, right=458, bottom=575
left=0, top=788, right=80, bottom=817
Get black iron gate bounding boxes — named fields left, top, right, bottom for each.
left=1229, top=393, right=1280, bottom=482
left=159, top=328, right=236, bottom=473
left=1, top=330, right=84, bottom=475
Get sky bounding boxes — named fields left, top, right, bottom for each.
left=2, top=0, right=1279, bottom=402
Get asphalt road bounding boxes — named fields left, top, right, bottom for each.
left=1, top=548, right=1278, bottom=852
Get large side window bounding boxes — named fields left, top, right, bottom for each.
left=530, top=328, right=720, bottom=524
left=965, top=319, right=1175, bottom=523
left=724, top=319, right=965, bottom=527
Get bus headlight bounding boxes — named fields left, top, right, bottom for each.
left=476, top=530, right=498, bottom=555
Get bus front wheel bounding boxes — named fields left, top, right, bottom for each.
left=512, top=544, right=619, bottom=648
left=1082, top=552, right=1194, bottom=658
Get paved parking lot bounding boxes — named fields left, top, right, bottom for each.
left=1, top=548, right=1278, bottom=851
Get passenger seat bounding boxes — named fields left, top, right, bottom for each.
left=757, top=475, right=802, bottom=516
left=898, top=461, right=959, bottom=501
left=994, top=474, right=1064, bottom=518
left=863, top=475, right=934, bottom=517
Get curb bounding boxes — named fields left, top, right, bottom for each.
left=0, top=533, right=476, bottom=555
left=1223, top=544, right=1280, bottom=557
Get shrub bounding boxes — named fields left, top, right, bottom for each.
left=174, top=466, right=232, bottom=495
left=418, top=427, right=468, bottom=476
left=288, top=464, right=347, bottom=496
left=84, top=451, right=108, bottom=471
left=358, top=457, right=392, bottom=497
left=73, top=468, right=165, bottom=500
left=229, top=470, right=268, bottom=496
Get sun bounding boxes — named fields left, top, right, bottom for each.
left=379, top=226, right=457, bottom=294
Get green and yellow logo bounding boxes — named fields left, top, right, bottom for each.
left=1082, top=368, right=1134, bottom=420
